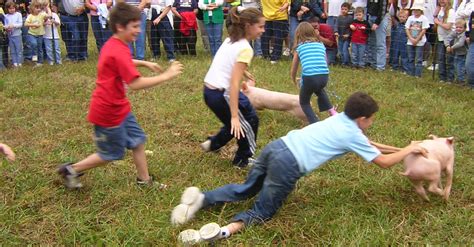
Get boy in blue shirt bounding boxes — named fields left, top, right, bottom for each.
left=170, top=91, right=428, bottom=245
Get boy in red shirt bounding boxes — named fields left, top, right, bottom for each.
left=58, top=2, right=183, bottom=189
left=350, top=7, right=370, bottom=68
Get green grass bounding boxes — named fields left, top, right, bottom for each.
left=0, top=45, right=473, bottom=245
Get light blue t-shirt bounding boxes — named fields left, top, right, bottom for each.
left=296, top=42, right=329, bottom=76
left=281, top=113, right=381, bottom=174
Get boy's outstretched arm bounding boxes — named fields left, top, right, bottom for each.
left=132, top=59, right=163, bottom=72
left=128, top=61, right=183, bottom=90
left=371, top=142, right=427, bottom=169
left=370, top=140, right=402, bottom=154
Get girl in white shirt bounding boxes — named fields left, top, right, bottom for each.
left=200, top=7, right=265, bottom=168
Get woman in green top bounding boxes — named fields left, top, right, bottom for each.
left=198, top=0, right=224, bottom=56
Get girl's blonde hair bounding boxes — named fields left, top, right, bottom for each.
left=293, top=22, right=319, bottom=50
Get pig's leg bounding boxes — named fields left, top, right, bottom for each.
left=443, top=158, right=454, bottom=200
left=412, top=180, right=430, bottom=201
left=427, top=179, right=444, bottom=197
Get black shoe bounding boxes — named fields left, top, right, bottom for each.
left=57, top=163, right=83, bottom=189
left=232, top=156, right=249, bottom=168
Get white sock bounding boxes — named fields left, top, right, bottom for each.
left=219, top=226, right=231, bottom=239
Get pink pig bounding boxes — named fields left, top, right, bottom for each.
left=401, top=135, right=455, bottom=201
left=241, top=80, right=308, bottom=122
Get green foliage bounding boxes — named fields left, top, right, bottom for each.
left=0, top=49, right=473, bottom=245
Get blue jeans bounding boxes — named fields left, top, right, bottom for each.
left=150, top=11, right=175, bottom=60
left=60, top=13, right=89, bottom=60
left=326, top=47, right=337, bottom=65
left=326, top=16, right=337, bottom=31
left=94, top=112, right=147, bottom=161
left=9, top=35, right=23, bottom=64
left=289, top=16, right=299, bottom=50
left=352, top=43, right=366, bottom=67
left=466, top=43, right=474, bottom=88
left=203, top=86, right=259, bottom=162
left=129, top=12, right=147, bottom=60
left=0, top=45, right=4, bottom=70
left=253, top=38, right=262, bottom=56
left=338, top=37, right=350, bottom=65
left=453, top=54, right=466, bottom=82
left=390, top=24, right=408, bottom=72
left=436, top=41, right=454, bottom=81
left=44, top=38, right=61, bottom=64
left=91, top=15, right=112, bottom=52
left=367, top=14, right=389, bottom=70
left=203, top=139, right=303, bottom=225
left=262, top=20, right=289, bottom=61
left=407, top=45, right=424, bottom=77
left=22, top=17, right=31, bottom=60
left=26, top=34, right=44, bottom=63
left=205, top=22, right=223, bottom=57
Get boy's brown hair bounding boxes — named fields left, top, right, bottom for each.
left=354, top=7, right=365, bottom=14
left=344, top=92, right=379, bottom=119
left=108, top=2, right=141, bottom=33
left=341, top=2, right=351, bottom=9
left=5, top=2, right=17, bottom=10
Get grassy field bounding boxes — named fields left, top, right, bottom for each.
left=0, top=45, right=473, bottom=245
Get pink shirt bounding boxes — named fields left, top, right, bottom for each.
left=89, top=0, right=112, bottom=16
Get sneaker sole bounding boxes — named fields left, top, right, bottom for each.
left=199, top=222, right=221, bottom=240
left=171, top=187, right=204, bottom=225
left=178, top=229, right=202, bottom=245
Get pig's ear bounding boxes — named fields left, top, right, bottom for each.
left=446, top=137, right=454, bottom=145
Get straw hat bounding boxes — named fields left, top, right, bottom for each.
left=411, top=0, right=424, bottom=10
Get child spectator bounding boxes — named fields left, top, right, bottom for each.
left=445, top=19, right=467, bottom=83
left=389, top=9, right=409, bottom=73
left=290, top=22, right=337, bottom=124
left=199, top=7, right=264, bottom=168
left=43, top=5, right=61, bottom=65
left=5, top=2, right=23, bottom=68
left=335, top=2, right=352, bottom=65
left=405, top=1, right=429, bottom=77
left=57, top=3, right=184, bottom=189
left=350, top=7, right=370, bottom=68
left=434, top=0, right=455, bottom=82
left=24, top=2, right=50, bottom=66
left=0, top=7, right=6, bottom=70
left=171, top=92, right=427, bottom=245
left=466, top=11, right=474, bottom=88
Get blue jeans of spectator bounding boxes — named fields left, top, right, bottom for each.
left=466, top=43, right=474, bottom=88
left=338, top=37, right=350, bottom=65
left=367, top=14, right=389, bottom=70
left=129, top=12, right=147, bottom=60
left=289, top=16, right=299, bottom=50
left=326, top=47, right=337, bottom=64
left=205, top=22, right=223, bottom=57
left=253, top=38, right=262, bottom=56
left=390, top=24, right=408, bottom=72
left=352, top=43, right=366, bottom=67
left=436, top=41, right=454, bottom=81
left=22, top=17, right=31, bottom=60
left=453, top=54, right=466, bottom=82
left=9, top=35, right=23, bottom=65
left=27, top=34, right=44, bottom=64
left=407, top=45, right=423, bottom=77
left=203, top=86, right=259, bottom=161
left=150, top=12, right=175, bottom=60
left=203, top=139, right=303, bottom=225
left=262, top=20, right=289, bottom=61
left=60, top=13, right=89, bottom=60
left=0, top=46, right=4, bottom=70
left=90, top=15, right=112, bottom=52
left=44, top=38, right=61, bottom=64
left=326, top=16, right=337, bottom=32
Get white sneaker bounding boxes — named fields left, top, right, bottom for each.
left=32, top=55, right=38, bottom=62
left=171, top=187, right=205, bottom=225
left=283, top=48, right=290, bottom=56
left=427, top=64, right=438, bottom=71
left=178, top=223, right=222, bottom=245
left=270, top=60, right=277, bottom=65
left=422, top=61, right=428, bottom=67
left=200, top=140, right=211, bottom=152
left=178, top=229, right=202, bottom=245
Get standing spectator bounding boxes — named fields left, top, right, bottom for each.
left=466, top=11, right=474, bottom=88
left=44, top=4, right=62, bottom=65
left=0, top=7, right=6, bottom=70
left=324, top=0, right=346, bottom=31
left=196, top=1, right=210, bottom=52
left=308, top=16, right=337, bottom=64
left=366, top=0, right=390, bottom=71
left=239, top=0, right=263, bottom=57
left=85, top=0, right=113, bottom=52
left=261, top=0, right=289, bottom=64
left=25, top=2, right=49, bottom=66
left=434, top=0, right=455, bottom=82
left=350, top=7, right=370, bottom=68
left=123, top=0, right=147, bottom=60
left=198, top=0, right=224, bottom=57
left=456, top=0, right=474, bottom=26
left=389, top=9, right=409, bottom=72
left=56, top=0, right=89, bottom=61
left=5, top=2, right=23, bottom=68
left=445, top=19, right=467, bottom=83
left=422, top=0, right=436, bottom=67
left=150, top=0, right=176, bottom=62
left=172, top=0, right=199, bottom=56
left=289, top=0, right=324, bottom=51
left=335, top=2, right=352, bottom=65
left=405, top=0, right=429, bottom=77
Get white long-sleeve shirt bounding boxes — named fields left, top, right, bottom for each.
left=5, top=12, right=22, bottom=37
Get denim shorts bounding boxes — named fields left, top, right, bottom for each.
left=94, top=112, right=147, bottom=161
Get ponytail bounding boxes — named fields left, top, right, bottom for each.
left=227, top=7, right=263, bottom=43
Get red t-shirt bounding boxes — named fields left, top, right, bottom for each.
left=351, top=20, right=370, bottom=45
left=318, top=24, right=337, bottom=49
left=87, top=37, right=140, bottom=127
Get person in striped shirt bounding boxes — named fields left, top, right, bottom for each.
left=290, top=22, right=337, bottom=124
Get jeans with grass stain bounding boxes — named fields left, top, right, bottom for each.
left=203, top=139, right=303, bottom=225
